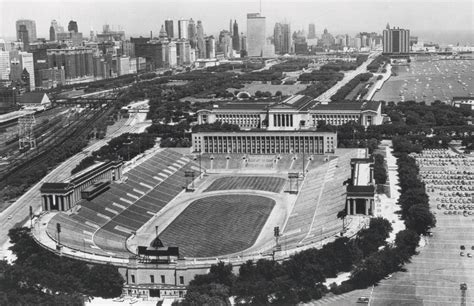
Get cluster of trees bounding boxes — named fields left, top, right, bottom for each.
left=373, top=153, right=387, bottom=185
left=385, top=101, right=470, bottom=126
left=394, top=150, right=436, bottom=235
left=330, top=73, right=373, bottom=101
left=179, top=217, right=408, bottom=305
left=239, top=70, right=283, bottom=82
left=319, top=55, right=368, bottom=72
left=298, top=70, right=344, bottom=83
left=270, top=59, right=312, bottom=72
left=0, top=228, right=124, bottom=304
left=71, top=132, right=157, bottom=174
left=147, top=121, right=192, bottom=148
left=297, top=71, right=344, bottom=98
left=367, top=55, right=390, bottom=73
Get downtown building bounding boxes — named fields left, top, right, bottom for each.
left=246, top=13, right=266, bottom=57
left=383, top=25, right=410, bottom=54
left=16, top=19, right=37, bottom=42
left=46, top=48, right=94, bottom=84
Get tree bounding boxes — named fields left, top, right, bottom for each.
left=337, top=209, right=348, bottom=232
left=87, top=264, right=124, bottom=298
left=405, top=204, right=436, bottom=235
left=395, top=229, right=420, bottom=258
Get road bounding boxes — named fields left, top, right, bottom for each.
left=315, top=51, right=381, bottom=103
left=0, top=110, right=150, bottom=259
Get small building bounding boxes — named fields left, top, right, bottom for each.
left=18, top=92, right=51, bottom=110
left=346, top=157, right=375, bottom=215
left=40, top=160, right=123, bottom=211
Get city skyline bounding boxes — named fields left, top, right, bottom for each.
left=1, top=0, right=473, bottom=45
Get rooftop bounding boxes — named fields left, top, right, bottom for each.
left=18, top=92, right=49, bottom=105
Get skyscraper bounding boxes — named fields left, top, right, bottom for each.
left=18, top=25, right=30, bottom=51
left=247, top=13, right=266, bottom=57
left=188, top=19, right=197, bottom=48
left=165, top=19, right=174, bottom=38
left=273, top=23, right=282, bottom=54
left=205, top=36, right=215, bottom=58
left=232, top=20, right=240, bottom=51
left=308, top=23, right=316, bottom=39
left=383, top=25, right=410, bottom=54
left=10, top=51, right=35, bottom=90
left=0, top=51, right=10, bottom=80
left=178, top=20, right=189, bottom=40
left=16, top=20, right=37, bottom=42
left=68, top=20, right=79, bottom=33
left=274, top=23, right=291, bottom=54
left=196, top=21, right=206, bottom=59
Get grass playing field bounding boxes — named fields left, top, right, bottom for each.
left=158, top=195, right=275, bottom=257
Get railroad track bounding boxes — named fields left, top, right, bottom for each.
left=0, top=106, right=114, bottom=187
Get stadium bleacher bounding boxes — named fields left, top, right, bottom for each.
left=281, top=149, right=363, bottom=248
left=205, top=176, right=286, bottom=193
left=46, top=149, right=198, bottom=258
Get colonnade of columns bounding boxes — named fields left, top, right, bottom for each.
left=346, top=197, right=374, bottom=216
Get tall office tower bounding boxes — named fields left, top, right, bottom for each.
left=196, top=20, right=206, bottom=59
left=274, top=23, right=282, bottom=54
left=229, top=19, right=233, bottom=33
left=218, top=30, right=233, bottom=58
left=383, top=25, right=410, bottom=54
left=205, top=36, right=215, bottom=58
left=281, top=24, right=291, bottom=54
left=166, top=41, right=177, bottom=67
left=188, top=19, right=197, bottom=48
left=68, top=20, right=78, bottom=33
left=232, top=20, right=240, bottom=51
left=18, top=25, right=30, bottom=51
left=0, top=51, right=10, bottom=80
left=308, top=23, right=316, bottom=39
left=246, top=13, right=266, bottom=57
left=16, top=20, right=37, bottom=42
left=49, top=25, right=56, bottom=41
left=178, top=19, right=189, bottom=39
left=240, top=34, right=247, bottom=51
left=18, top=52, right=35, bottom=90
left=165, top=19, right=174, bottom=38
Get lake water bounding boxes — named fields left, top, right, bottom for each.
left=373, top=55, right=474, bottom=104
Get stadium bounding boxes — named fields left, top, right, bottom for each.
left=33, top=138, right=370, bottom=298
left=33, top=93, right=377, bottom=298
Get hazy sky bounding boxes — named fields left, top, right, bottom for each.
left=1, top=0, right=473, bottom=43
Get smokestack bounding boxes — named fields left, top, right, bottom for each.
left=150, top=31, right=152, bottom=39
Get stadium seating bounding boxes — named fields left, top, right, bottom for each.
left=282, top=149, right=363, bottom=248
left=46, top=149, right=198, bottom=258
left=205, top=176, right=286, bottom=193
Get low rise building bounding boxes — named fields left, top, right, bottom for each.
left=197, top=95, right=383, bottom=130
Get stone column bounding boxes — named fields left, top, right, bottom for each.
left=352, top=199, right=356, bottom=215
left=346, top=199, right=350, bottom=215
left=365, top=199, right=369, bottom=215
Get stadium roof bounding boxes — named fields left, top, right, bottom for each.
left=213, top=102, right=272, bottom=110
left=40, top=182, right=72, bottom=193
left=346, top=185, right=375, bottom=197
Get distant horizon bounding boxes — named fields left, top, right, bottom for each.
left=1, top=0, right=473, bottom=45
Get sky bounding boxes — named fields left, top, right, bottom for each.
left=1, top=0, right=473, bottom=44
